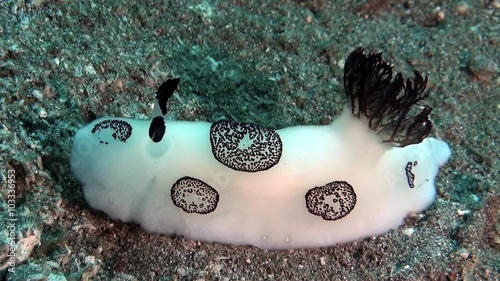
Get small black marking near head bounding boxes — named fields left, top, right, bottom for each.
left=156, top=78, right=180, bottom=116
left=149, top=116, right=166, bottom=143
left=91, top=119, right=132, bottom=144
left=210, top=121, right=283, bottom=172
left=305, top=181, right=356, bottom=221
left=171, top=176, right=219, bottom=214
left=405, top=161, right=416, bottom=188
left=344, top=47, right=432, bottom=147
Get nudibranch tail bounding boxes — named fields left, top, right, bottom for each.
left=344, top=47, right=432, bottom=147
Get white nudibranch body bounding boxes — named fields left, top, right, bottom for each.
left=70, top=48, right=451, bottom=249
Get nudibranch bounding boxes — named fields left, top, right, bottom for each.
left=70, top=48, right=451, bottom=249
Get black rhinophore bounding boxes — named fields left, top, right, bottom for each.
left=149, top=116, right=166, bottom=143
left=156, top=78, right=181, bottom=116
left=148, top=78, right=180, bottom=143
left=344, top=47, right=432, bottom=147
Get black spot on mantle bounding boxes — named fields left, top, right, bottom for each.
left=209, top=120, right=282, bottom=172
left=405, top=161, right=417, bottom=189
left=171, top=176, right=219, bottom=215
left=305, top=181, right=357, bottom=221
left=91, top=119, right=132, bottom=144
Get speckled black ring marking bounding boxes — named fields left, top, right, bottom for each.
left=305, top=181, right=357, bottom=221
left=171, top=176, right=219, bottom=214
left=210, top=121, right=283, bottom=172
left=92, top=119, right=132, bottom=144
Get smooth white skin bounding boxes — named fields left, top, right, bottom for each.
left=70, top=109, right=451, bottom=249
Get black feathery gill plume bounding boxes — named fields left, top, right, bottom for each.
left=344, top=47, right=432, bottom=147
